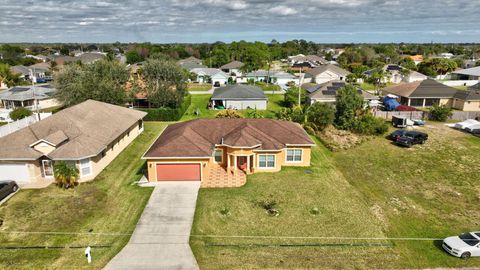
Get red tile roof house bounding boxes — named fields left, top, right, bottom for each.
left=0, top=100, right=146, bottom=187
left=142, top=119, right=315, bottom=188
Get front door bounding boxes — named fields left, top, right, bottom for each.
left=237, top=156, right=247, bottom=170
left=42, top=160, right=54, bottom=178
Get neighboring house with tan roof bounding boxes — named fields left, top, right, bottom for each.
left=381, top=79, right=458, bottom=108
left=142, top=119, right=314, bottom=187
left=0, top=100, right=146, bottom=186
left=305, top=81, right=379, bottom=105
left=304, top=64, right=350, bottom=84
left=452, top=83, right=480, bottom=111
left=220, top=61, right=244, bottom=76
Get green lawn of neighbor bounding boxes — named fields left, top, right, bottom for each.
left=0, top=122, right=166, bottom=270
left=188, top=83, right=212, bottom=92
left=191, top=124, right=480, bottom=269
left=181, top=94, right=285, bottom=121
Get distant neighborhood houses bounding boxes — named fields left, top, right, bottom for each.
left=364, top=64, right=428, bottom=84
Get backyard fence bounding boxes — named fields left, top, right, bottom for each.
left=0, top=113, right=52, bottom=138
left=374, top=110, right=480, bottom=122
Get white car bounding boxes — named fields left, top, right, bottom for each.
left=443, top=232, right=480, bottom=259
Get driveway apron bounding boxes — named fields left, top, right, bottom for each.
left=104, top=182, right=200, bottom=270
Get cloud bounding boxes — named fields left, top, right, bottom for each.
left=269, top=5, right=298, bottom=16
left=0, top=0, right=479, bottom=43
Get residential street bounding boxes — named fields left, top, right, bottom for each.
left=104, top=182, right=200, bottom=270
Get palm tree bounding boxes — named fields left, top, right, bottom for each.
left=53, top=161, right=79, bottom=189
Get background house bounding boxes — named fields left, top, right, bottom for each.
left=210, top=84, right=267, bottom=110
left=0, top=84, right=59, bottom=110
left=190, top=68, right=229, bottom=85
left=305, top=81, right=378, bottom=105
left=364, top=64, right=427, bottom=84
left=381, top=79, right=458, bottom=108
left=452, top=83, right=480, bottom=111
left=451, top=66, right=480, bottom=80
left=304, top=64, right=350, bottom=84
left=0, top=100, right=146, bottom=186
left=220, top=61, right=244, bottom=76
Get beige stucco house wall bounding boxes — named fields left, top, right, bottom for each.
left=146, top=145, right=312, bottom=183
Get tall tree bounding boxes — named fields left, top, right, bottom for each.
left=334, top=85, right=364, bottom=130
left=142, top=59, right=187, bottom=108
left=54, top=59, right=129, bottom=107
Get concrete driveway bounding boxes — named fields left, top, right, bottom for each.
left=104, top=182, right=200, bottom=270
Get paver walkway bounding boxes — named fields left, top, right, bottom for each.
left=104, top=182, right=200, bottom=270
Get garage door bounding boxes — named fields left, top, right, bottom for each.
left=0, top=164, right=30, bottom=184
left=156, top=164, right=201, bottom=181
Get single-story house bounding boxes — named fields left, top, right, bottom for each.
left=364, top=64, right=427, bottom=84
left=244, top=70, right=270, bottom=82
left=304, top=64, right=350, bottom=84
left=220, top=61, right=244, bottom=76
left=381, top=79, right=458, bottom=108
left=288, top=55, right=327, bottom=71
left=0, top=100, right=146, bottom=186
left=11, top=65, right=48, bottom=81
left=0, top=84, right=60, bottom=110
left=270, top=71, right=299, bottom=86
left=210, top=84, right=267, bottom=110
left=305, top=81, right=379, bottom=105
left=451, top=66, right=480, bottom=80
left=409, top=55, right=424, bottom=65
left=452, top=83, right=480, bottom=111
left=142, top=118, right=314, bottom=187
left=190, top=68, right=229, bottom=86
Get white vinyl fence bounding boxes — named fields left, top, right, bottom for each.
left=0, top=113, right=52, bottom=138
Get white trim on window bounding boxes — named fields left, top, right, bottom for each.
left=42, top=160, right=54, bottom=178
left=285, top=148, right=303, bottom=163
left=258, top=154, right=275, bottom=168
left=213, top=149, right=223, bottom=163
left=79, top=158, right=92, bottom=177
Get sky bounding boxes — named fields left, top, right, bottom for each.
left=1, top=0, right=480, bottom=43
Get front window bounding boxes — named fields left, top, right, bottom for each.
left=42, top=160, right=53, bottom=177
left=459, top=233, right=480, bottom=246
left=286, top=149, right=302, bottom=162
left=410, top=98, right=424, bottom=107
left=214, top=149, right=223, bottom=163
left=79, top=158, right=92, bottom=176
left=259, top=154, right=275, bottom=168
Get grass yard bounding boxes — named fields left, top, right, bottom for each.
left=0, top=122, right=166, bottom=269
left=191, top=124, right=480, bottom=269
left=188, top=83, right=212, bottom=92
left=0, top=122, right=6, bottom=126
left=181, top=94, right=285, bottom=121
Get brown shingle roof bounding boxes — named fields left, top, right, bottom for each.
left=0, top=100, right=146, bottom=160
left=382, top=79, right=458, bottom=98
left=143, top=119, right=314, bottom=158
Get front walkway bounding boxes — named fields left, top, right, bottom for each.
left=104, top=182, right=200, bottom=270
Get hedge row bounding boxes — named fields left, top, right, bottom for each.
left=139, top=94, right=191, bottom=121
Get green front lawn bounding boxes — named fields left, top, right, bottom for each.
left=188, top=83, right=212, bottom=92
left=191, top=124, right=480, bottom=269
left=181, top=94, right=285, bottom=121
left=0, top=122, right=166, bottom=269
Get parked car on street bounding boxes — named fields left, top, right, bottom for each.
left=443, top=232, right=480, bottom=259
left=0, top=180, right=19, bottom=202
left=395, top=131, right=428, bottom=147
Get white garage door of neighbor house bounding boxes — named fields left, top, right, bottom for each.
left=0, top=164, right=30, bottom=184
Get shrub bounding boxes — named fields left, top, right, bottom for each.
left=430, top=103, right=452, bottom=122
left=140, top=94, right=191, bottom=121
left=53, top=161, right=79, bottom=189
left=284, top=86, right=306, bottom=108
left=215, top=109, right=243, bottom=118
left=9, top=107, right=32, bottom=121
left=352, top=114, right=389, bottom=135
left=275, top=107, right=305, bottom=124
left=306, top=102, right=335, bottom=131
left=334, top=85, right=364, bottom=130
left=246, top=108, right=263, bottom=118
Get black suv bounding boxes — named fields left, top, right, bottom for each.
left=395, top=131, right=428, bottom=147
left=0, top=181, right=19, bottom=201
